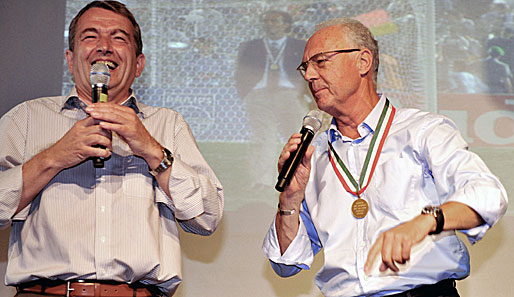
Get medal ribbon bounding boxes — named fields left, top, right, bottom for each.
left=264, top=39, right=286, bottom=67
left=328, top=99, right=396, bottom=197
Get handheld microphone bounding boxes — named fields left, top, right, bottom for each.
left=275, top=110, right=323, bottom=192
left=90, top=62, right=110, bottom=168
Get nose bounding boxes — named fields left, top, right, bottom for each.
left=96, top=36, right=113, bottom=54
left=303, top=62, right=319, bottom=82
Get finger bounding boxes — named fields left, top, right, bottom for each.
left=380, top=234, right=399, bottom=272
left=364, top=236, right=382, bottom=275
left=302, top=145, right=315, bottom=167
left=401, top=239, right=412, bottom=263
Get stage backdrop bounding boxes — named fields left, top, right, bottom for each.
left=1, top=0, right=513, bottom=296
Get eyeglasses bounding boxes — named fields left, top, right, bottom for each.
left=297, top=48, right=361, bottom=76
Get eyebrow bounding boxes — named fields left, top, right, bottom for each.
left=79, top=27, right=131, bottom=38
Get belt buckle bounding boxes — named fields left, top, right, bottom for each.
left=66, top=281, right=74, bottom=297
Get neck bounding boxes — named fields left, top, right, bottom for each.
left=334, top=87, right=380, bottom=139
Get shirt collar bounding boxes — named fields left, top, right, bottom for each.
left=328, top=93, right=387, bottom=144
left=61, top=87, right=143, bottom=117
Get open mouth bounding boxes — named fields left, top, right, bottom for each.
left=93, top=60, right=118, bottom=71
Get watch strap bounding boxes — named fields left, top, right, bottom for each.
left=149, top=147, right=173, bottom=177
left=278, top=204, right=296, bottom=216
left=422, top=206, right=444, bottom=235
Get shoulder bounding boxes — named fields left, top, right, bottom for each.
left=392, top=108, right=466, bottom=149
left=286, top=37, right=307, bottom=48
left=2, top=95, right=65, bottom=119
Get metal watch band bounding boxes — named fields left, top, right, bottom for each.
left=149, top=148, right=173, bottom=177
left=278, top=204, right=296, bottom=216
left=421, top=206, right=445, bottom=235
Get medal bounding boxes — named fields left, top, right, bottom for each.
left=328, top=99, right=396, bottom=219
left=270, top=64, right=279, bottom=70
left=351, top=198, right=369, bottom=219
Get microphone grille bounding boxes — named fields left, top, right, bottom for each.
left=90, top=62, right=111, bottom=86
left=302, top=110, right=323, bottom=133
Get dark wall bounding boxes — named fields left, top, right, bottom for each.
left=0, top=0, right=66, bottom=117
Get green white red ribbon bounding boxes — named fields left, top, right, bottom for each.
left=328, top=99, right=395, bottom=197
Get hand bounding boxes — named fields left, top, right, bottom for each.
left=364, top=214, right=436, bottom=275
left=47, top=116, right=112, bottom=170
left=277, top=133, right=315, bottom=208
left=86, top=103, right=162, bottom=163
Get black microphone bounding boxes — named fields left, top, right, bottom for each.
left=275, top=110, right=323, bottom=192
left=90, top=62, right=110, bottom=168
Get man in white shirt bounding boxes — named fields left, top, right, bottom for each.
left=263, top=18, right=508, bottom=297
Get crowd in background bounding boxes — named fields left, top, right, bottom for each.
left=437, top=0, right=514, bottom=94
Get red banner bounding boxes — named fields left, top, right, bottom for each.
left=438, top=94, right=514, bottom=147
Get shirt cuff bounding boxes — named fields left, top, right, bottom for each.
left=262, top=215, right=314, bottom=267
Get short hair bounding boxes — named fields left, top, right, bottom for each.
left=68, top=0, right=143, bottom=56
left=261, top=10, right=293, bottom=32
left=316, top=18, right=380, bottom=87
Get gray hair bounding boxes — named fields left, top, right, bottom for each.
left=316, top=18, right=379, bottom=87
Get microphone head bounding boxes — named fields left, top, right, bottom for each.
left=90, top=62, right=111, bottom=86
left=302, top=110, right=323, bottom=133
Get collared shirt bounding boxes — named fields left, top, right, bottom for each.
left=0, top=88, right=224, bottom=296
left=263, top=95, right=508, bottom=297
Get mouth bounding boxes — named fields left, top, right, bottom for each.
left=92, top=60, right=118, bottom=71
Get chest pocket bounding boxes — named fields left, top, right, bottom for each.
left=122, top=155, right=155, bottom=199
left=110, top=135, right=155, bottom=200
left=366, top=155, right=420, bottom=212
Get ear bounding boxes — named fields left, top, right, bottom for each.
left=357, top=48, right=373, bottom=77
left=65, top=49, right=74, bottom=75
left=135, top=53, right=146, bottom=78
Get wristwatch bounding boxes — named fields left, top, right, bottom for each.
left=421, top=206, right=445, bottom=235
left=149, top=147, right=174, bottom=177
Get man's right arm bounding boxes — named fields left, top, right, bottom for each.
left=273, top=133, right=315, bottom=253
left=0, top=109, right=112, bottom=221
left=17, top=116, right=112, bottom=214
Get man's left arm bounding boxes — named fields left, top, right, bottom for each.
left=86, top=103, right=223, bottom=235
left=365, top=116, right=508, bottom=274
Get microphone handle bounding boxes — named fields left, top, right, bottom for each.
left=275, top=127, right=315, bottom=192
left=92, top=85, right=108, bottom=168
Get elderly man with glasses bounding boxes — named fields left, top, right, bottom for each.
left=262, top=18, right=507, bottom=297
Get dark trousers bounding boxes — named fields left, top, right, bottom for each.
left=386, top=279, right=459, bottom=297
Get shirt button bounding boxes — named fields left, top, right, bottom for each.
left=100, top=236, right=106, bottom=243
left=100, top=206, right=105, bottom=212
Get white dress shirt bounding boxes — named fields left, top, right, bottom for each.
left=263, top=95, right=508, bottom=297
left=0, top=88, right=224, bottom=296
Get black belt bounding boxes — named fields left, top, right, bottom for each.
left=386, top=279, right=458, bottom=297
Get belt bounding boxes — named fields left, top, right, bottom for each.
left=386, top=279, right=458, bottom=297
left=16, top=279, right=161, bottom=297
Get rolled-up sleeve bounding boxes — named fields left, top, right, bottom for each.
left=421, top=116, right=508, bottom=244
left=154, top=113, right=223, bottom=236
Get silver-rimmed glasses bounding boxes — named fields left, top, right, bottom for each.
left=297, top=48, right=361, bottom=76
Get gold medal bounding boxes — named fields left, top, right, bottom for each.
left=270, top=64, right=279, bottom=70
left=351, top=198, right=369, bottom=219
